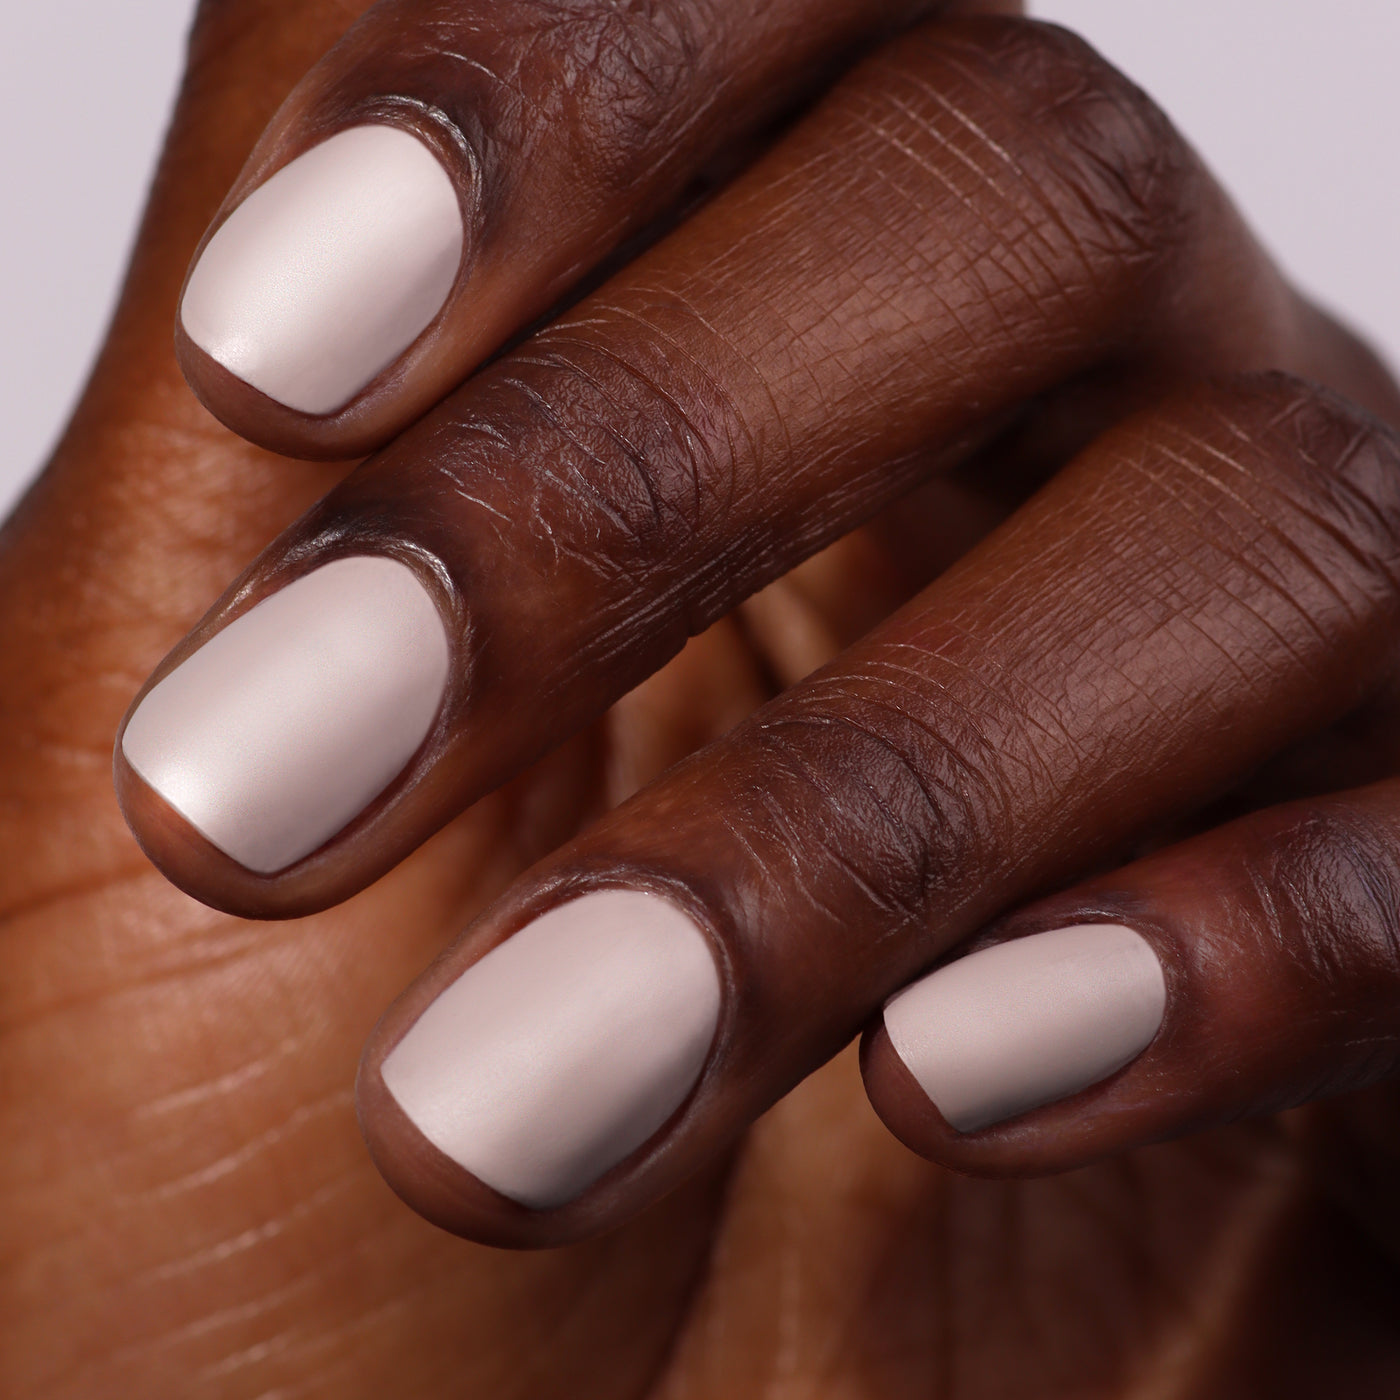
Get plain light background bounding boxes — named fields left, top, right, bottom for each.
left=2, top=2, right=1397, bottom=519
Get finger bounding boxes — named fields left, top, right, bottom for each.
left=176, top=0, right=993, bottom=458
left=0, top=0, right=376, bottom=862
left=118, top=19, right=1399, bottom=920
left=864, top=772, right=1400, bottom=1181
left=353, top=375, right=1400, bottom=1244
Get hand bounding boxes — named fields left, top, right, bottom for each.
left=7, top=1, right=1400, bottom=1395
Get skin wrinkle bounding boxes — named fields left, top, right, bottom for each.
left=745, top=709, right=989, bottom=926
left=136, top=1089, right=354, bottom=1205
left=1179, top=463, right=1400, bottom=656
left=762, top=682, right=995, bottom=837
left=518, top=342, right=730, bottom=544
left=500, top=323, right=751, bottom=562
left=33, top=1171, right=393, bottom=1393
left=539, top=320, right=730, bottom=469
left=854, top=642, right=1085, bottom=781
left=24, top=5, right=1400, bottom=1390
left=1126, top=457, right=1333, bottom=672
left=88, top=1266, right=336, bottom=1374
left=39, top=1213, right=371, bottom=1375
left=445, top=0, right=728, bottom=205
left=969, top=553, right=1236, bottom=748
left=828, top=63, right=1114, bottom=375
left=133, top=1049, right=290, bottom=1122
left=0, top=853, right=153, bottom=930
left=780, top=677, right=1011, bottom=856
left=454, top=381, right=644, bottom=545
left=1, top=931, right=277, bottom=1037
left=526, top=376, right=682, bottom=546
left=898, top=42, right=1174, bottom=298
left=1319, top=431, right=1400, bottom=562
left=1266, top=809, right=1400, bottom=993
left=1097, top=463, right=1330, bottom=690
left=857, top=95, right=1091, bottom=338
left=1170, top=416, right=1400, bottom=614
left=563, top=299, right=772, bottom=507
left=1, top=878, right=270, bottom=1025
left=139, top=1175, right=352, bottom=1287
left=1006, top=28, right=1190, bottom=245
left=1154, top=455, right=1373, bottom=640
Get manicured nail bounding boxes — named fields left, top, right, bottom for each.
left=380, top=889, right=722, bottom=1210
left=882, top=924, right=1166, bottom=1132
left=121, top=555, right=450, bottom=874
left=180, top=124, right=464, bottom=415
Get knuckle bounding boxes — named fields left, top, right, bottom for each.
left=1209, top=374, right=1400, bottom=597
left=445, top=302, right=762, bottom=606
left=321, top=0, right=714, bottom=228
left=1250, top=373, right=1400, bottom=517
left=882, top=17, right=1198, bottom=280
left=1112, top=375, right=1400, bottom=655
left=477, top=0, right=710, bottom=181
left=1248, top=799, right=1400, bottom=1018
left=554, top=0, right=706, bottom=120
left=749, top=663, right=1016, bottom=927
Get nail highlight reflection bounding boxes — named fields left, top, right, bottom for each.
left=883, top=923, right=1166, bottom=1132
left=121, top=555, right=450, bottom=874
left=381, top=889, right=722, bottom=1210
left=181, top=124, right=464, bottom=414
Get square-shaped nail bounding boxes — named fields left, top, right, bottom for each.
left=181, top=124, right=464, bottom=414
left=883, top=924, right=1166, bottom=1132
left=121, top=554, right=450, bottom=874
left=380, top=889, right=723, bottom=1210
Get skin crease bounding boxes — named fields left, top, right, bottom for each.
left=6, top=3, right=1400, bottom=1399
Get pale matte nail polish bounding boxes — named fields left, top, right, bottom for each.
left=380, top=889, right=723, bottom=1210
left=181, top=124, right=464, bottom=414
left=121, top=555, right=450, bottom=874
left=883, top=924, right=1166, bottom=1133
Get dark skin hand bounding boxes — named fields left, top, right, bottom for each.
left=7, top=0, right=1400, bottom=1395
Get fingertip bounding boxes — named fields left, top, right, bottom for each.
left=112, top=552, right=461, bottom=919
left=862, top=924, right=1170, bottom=1177
left=175, top=122, right=472, bottom=459
left=860, top=1014, right=1164, bottom=1180
left=172, top=326, right=402, bottom=461
left=356, top=886, right=726, bottom=1245
left=354, top=1053, right=567, bottom=1250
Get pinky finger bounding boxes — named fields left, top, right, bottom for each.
left=863, top=779, right=1400, bottom=1175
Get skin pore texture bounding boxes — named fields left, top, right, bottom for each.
left=7, top=0, right=1400, bottom=1396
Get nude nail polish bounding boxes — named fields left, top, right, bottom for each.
left=180, top=124, right=464, bottom=415
left=380, top=889, right=723, bottom=1210
left=120, top=555, right=450, bottom=874
left=883, top=924, right=1166, bottom=1132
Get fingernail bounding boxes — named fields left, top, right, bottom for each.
left=380, top=889, right=723, bottom=1210
left=121, top=555, right=450, bottom=874
left=883, top=924, right=1166, bottom=1132
left=180, top=124, right=464, bottom=415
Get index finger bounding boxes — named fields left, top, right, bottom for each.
left=177, top=0, right=1012, bottom=458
